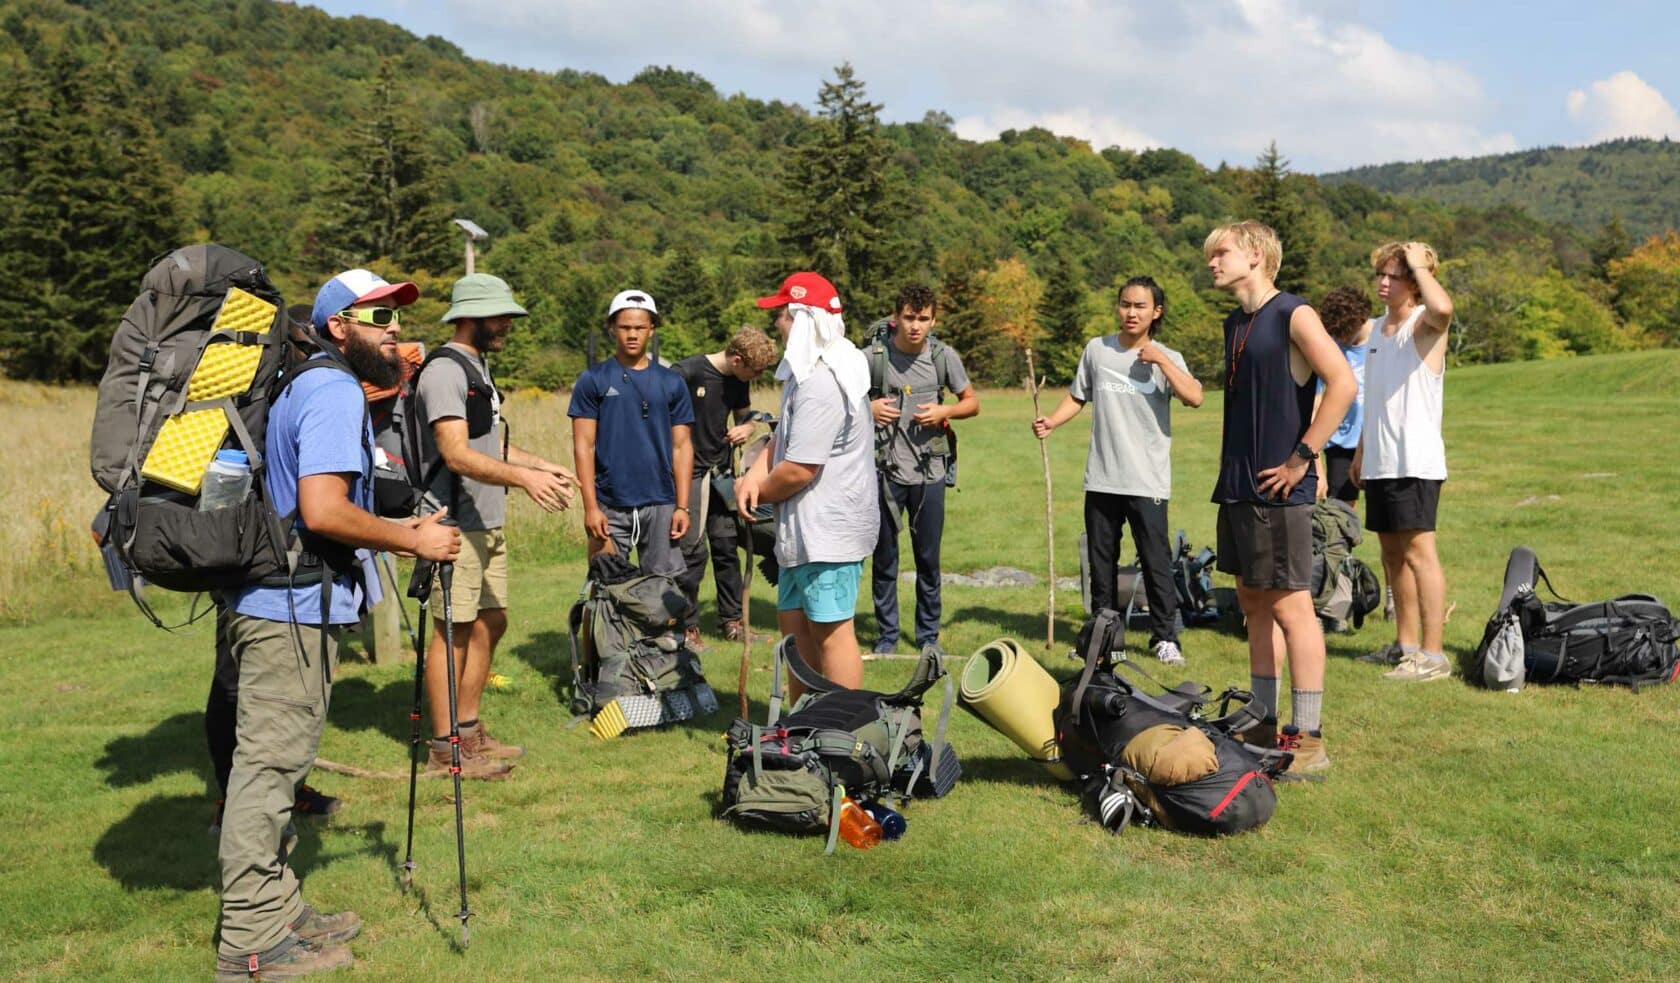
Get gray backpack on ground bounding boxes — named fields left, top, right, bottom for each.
left=1311, top=498, right=1381, bottom=632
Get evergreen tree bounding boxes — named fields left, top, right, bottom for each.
left=1036, top=249, right=1090, bottom=384
left=1589, top=214, right=1631, bottom=281
left=777, top=63, right=908, bottom=317
left=1248, top=141, right=1316, bottom=293
left=653, top=242, right=722, bottom=357
left=0, top=39, right=185, bottom=382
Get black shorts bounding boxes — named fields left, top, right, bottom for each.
left=1215, top=503, right=1314, bottom=591
left=1364, top=477, right=1442, bottom=533
left=1323, top=446, right=1359, bottom=504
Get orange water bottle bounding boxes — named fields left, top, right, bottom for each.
left=837, top=795, right=882, bottom=849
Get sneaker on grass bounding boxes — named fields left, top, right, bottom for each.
left=1357, top=641, right=1404, bottom=665
left=1153, top=640, right=1185, bottom=666
left=1384, top=651, right=1451, bottom=682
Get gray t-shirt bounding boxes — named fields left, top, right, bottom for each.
left=876, top=341, right=971, bottom=485
left=1068, top=336, right=1188, bottom=500
left=414, top=343, right=505, bottom=531
left=774, top=362, right=879, bottom=567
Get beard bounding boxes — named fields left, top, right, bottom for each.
left=342, top=329, right=403, bottom=389
left=471, top=318, right=506, bottom=352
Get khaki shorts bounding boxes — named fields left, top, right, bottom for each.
left=430, top=528, right=508, bottom=617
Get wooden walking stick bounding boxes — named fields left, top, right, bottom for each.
left=737, top=525, right=754, bottom=721
left=1025, top=347, right=1055, bottom=651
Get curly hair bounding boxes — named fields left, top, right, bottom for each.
left=1370, top=241, right=1438, bottom=277
left=895, top=283, right=938, bottom=317
left=725, top=325, right=779, bottom=374
left=1318, top=286, right=1372, bottom=346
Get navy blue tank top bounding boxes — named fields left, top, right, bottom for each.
left=1212, top=292, right=1319, bottom=505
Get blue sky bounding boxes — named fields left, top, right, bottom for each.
left=311, top=0, right=1680, bottom=171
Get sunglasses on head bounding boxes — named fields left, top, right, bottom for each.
left=337, top=306, right=401, bottom=327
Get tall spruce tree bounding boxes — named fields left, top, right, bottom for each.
left=1249, top=141, right=1316, bottom=293
left=0, top=38, right=185, bottom=382
left=1037, top=250, right=1090, bottom=384
left=778, top=63, right=907, bottom=318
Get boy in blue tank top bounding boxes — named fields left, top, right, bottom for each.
left=1204, top=221, right=1356, bottom=781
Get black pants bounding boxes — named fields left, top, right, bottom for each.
left=205, top=603, right=239, bottom=796
left=871, top=478, right=946, bottom=648
left=677, top=472, right=744, bottom=630
left=1084, top=491, right=1178, bottom=645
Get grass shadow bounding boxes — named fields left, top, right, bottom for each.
left=96, top=712, right=209, bottom=790
left=327, top=675, right=419, bottom=746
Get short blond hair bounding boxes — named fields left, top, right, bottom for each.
left=725, top=325, right=779, bottom=374
left=1370, top=241, right=1438, bottom=277
left=1204, top=221, right=1282, bottom=280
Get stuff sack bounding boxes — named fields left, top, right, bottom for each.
left=567, top=552, right=717, bottom=739
left=1053, top=610, right=1288, bottom=836
left=721, top=638, right=960, bottom=852
left=1310, top=497, right=1380, bottom=632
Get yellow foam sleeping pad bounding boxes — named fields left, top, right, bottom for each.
left=139, top=287, right=275, bottom=493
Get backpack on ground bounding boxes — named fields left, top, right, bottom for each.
left=721, top=637, right=961, bottom=852
left=1052, top=609, right=1288, bottom=836
left=567, top=552, right=717, bottom=740
left=1471, top=547, right=1680, bottom=692
left=88, top=245, right=366, bottom=628
left=1076, top=530, right=1220, bottom=626
left=864, top=317, right=960, bottom=486
left=1311, top=498, right=1380, bottom=632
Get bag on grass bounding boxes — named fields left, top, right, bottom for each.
left=721, top=638, right=960, bottom=852
left=1311, top=498, right=1380, bottom=632
left=1053, top=610, right=1288, bottom=836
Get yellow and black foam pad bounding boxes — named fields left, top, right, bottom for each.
left=140, top=288, right=275, bottom=493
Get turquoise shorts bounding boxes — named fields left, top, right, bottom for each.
left=776, top=560, right=863, bottom=623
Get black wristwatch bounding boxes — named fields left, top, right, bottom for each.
left=1293, top=441, right=1316, bottom=462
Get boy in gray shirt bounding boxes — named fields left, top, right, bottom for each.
left=1032, top=276, right=1204, bottom=664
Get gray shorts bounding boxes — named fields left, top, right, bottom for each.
left=1216, top=503, right=1313, bottom=591
left=604, top=504, right=686, bottom=577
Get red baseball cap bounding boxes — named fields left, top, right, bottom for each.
left=756, top=272, right=843, bottom=312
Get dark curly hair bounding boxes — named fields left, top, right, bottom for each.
left=895, top=283, right=938, bottom=317
left=1318, top=285, right=1372, bottom=346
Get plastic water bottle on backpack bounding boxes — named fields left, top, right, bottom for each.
left=837, top=796, right=883, bottom=849
left=198, top=450, right=252, bottom=511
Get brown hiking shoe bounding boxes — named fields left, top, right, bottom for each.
left=215, top=935, right=352, bottom=981
left=462, top=720, right=525, bottom=760
left=1234, top=718, right=1277, bottom=748
left=290, top=905, right=361, bottom=945
left=683, top=626, right=708, bottom=653
left=1277, top=726, right=1329, bottom=782
left=426, top=739, right=512, bottom=781
left=722, top=620, right=772, bottom=643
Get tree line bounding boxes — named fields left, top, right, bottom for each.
left=2, top=0, right=1675, bottom=387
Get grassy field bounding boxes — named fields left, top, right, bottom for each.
left=3, top=350, right=1678, bottom=980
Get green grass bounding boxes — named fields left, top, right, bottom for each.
left=4, top=351, right=1679, bottom=980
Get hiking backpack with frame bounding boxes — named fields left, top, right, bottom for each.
left=1053, top=609, right=1289, bottom=836
left=1470, top=546, right=1680, bottom=692
left=720, top=637, right=961, bottom=852
left=1076, top=530, right=1220, bottom=626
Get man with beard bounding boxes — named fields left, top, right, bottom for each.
left=215, top=269, right=461, bottom=979
left=412, top=273, right=575, bottom=778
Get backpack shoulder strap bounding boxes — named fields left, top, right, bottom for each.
left=929, top=337, right=953, bottom=396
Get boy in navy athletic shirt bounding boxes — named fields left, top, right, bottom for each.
left=569, top=290, right=695, bottom=575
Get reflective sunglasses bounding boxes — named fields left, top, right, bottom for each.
left=337, top=306, right=401, bottom=327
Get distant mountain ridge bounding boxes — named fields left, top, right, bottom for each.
left=1322, top=139, right=1680, bottom=240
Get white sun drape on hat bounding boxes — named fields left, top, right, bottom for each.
left=774, top=304, right=870, bottom=404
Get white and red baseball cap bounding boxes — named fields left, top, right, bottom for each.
left=311, top=268, right=420, bottom=332
left=756, top=272, right=842, bottom=313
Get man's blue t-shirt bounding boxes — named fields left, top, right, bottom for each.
left=232, top=358, right=373, bottom=625
left=1321, top=341, right=1367, bottom=451
left=567, top=358, right=694, bottom=509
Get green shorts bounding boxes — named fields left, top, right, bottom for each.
left=777, top=560, right=863, bottom=623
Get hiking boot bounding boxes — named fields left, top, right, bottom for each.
left=1357, top=641, right=1404, bottom=665
left=426, top=740, right=512, bottom=781
left=215, top=934, right=352, bottom=981
left=293, top=785, right=341, bottom=819
left=462, top=720, right=525, bottom=760
left=722, top=620, right=771, bottom=644
left=1234, top=718, right=1277, bottom=748
left=1384, top=651, right=1451, bottom=682
left=683, top=627, right=708, bottom=654
left=1153, top=640, right=1185, bottom=666
left=1277, top=726, right=1329, bottom=782
left=290, top=905, right=361, bottom=945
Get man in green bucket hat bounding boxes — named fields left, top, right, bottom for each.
left=411, top=272, right=577, bottom=778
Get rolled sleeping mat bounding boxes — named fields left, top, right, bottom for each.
left=959, top=638, right=1075, bottom=781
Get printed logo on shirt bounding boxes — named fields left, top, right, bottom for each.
left=696, top=385, right=707, bottom=398
left=605, top=385, right=621, bottom=397
left=1098, top=364, right=1158, bottom=395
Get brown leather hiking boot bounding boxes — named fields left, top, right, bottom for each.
left=461, top=720, right=524, bottom=760
left=722, top=620, right=771, bottom=643
left=290, top=905, right=361, bottom=945
left=215, top=935, right=352, bottom=981
left=1277, top=726, right=1329, bottom=782
left=426, top=739, right=512, bottom=781
left=683, top=626, right=708, bottom=653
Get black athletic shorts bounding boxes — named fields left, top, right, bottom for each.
left=1364, top=477, right=1442, bottom=533
left=1323, top=447, right=1359, bottom=504
left=1215, top=502, right=1314, bottom=591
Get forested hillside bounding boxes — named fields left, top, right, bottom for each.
left=2, top=0, right=1675, bottom=388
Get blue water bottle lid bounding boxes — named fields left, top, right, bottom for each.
left=215, top=449, right=250, bottom=466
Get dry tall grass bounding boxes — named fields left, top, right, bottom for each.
left=0, top=382, right=107, bottom=623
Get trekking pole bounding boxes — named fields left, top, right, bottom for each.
left=395, top=556, right=428, bottom=893
left=437, top=558, right=472, bottom=948
left=1025, top=347, right=1055, bottom=652
left=737, top=520, right=754, bottom=721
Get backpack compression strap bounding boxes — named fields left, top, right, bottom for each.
left=1069, top=608, right=1125, bottom=726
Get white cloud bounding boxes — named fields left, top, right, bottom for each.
left=430, top=0, right=1517, bottom=170
left=1566, top=71, right=1680, bottom=142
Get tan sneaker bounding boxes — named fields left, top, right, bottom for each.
left=1384, top=651, right=1451, bottom=682
left=1277, top=726, right=1329, bottom=782
left=461, top=720, right=525, bottom=760
left=426, top=740, right=512, bottom=781
left=216, top=935, right=353, bottom=981
left=290, top=905, right=361, bottom=945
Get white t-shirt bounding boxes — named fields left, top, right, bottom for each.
left=1068, top=336, right=1188, bottom=499
left=1360, top=306, right=1447, bottom=480
left=773, top=362, right=879, bottom=566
